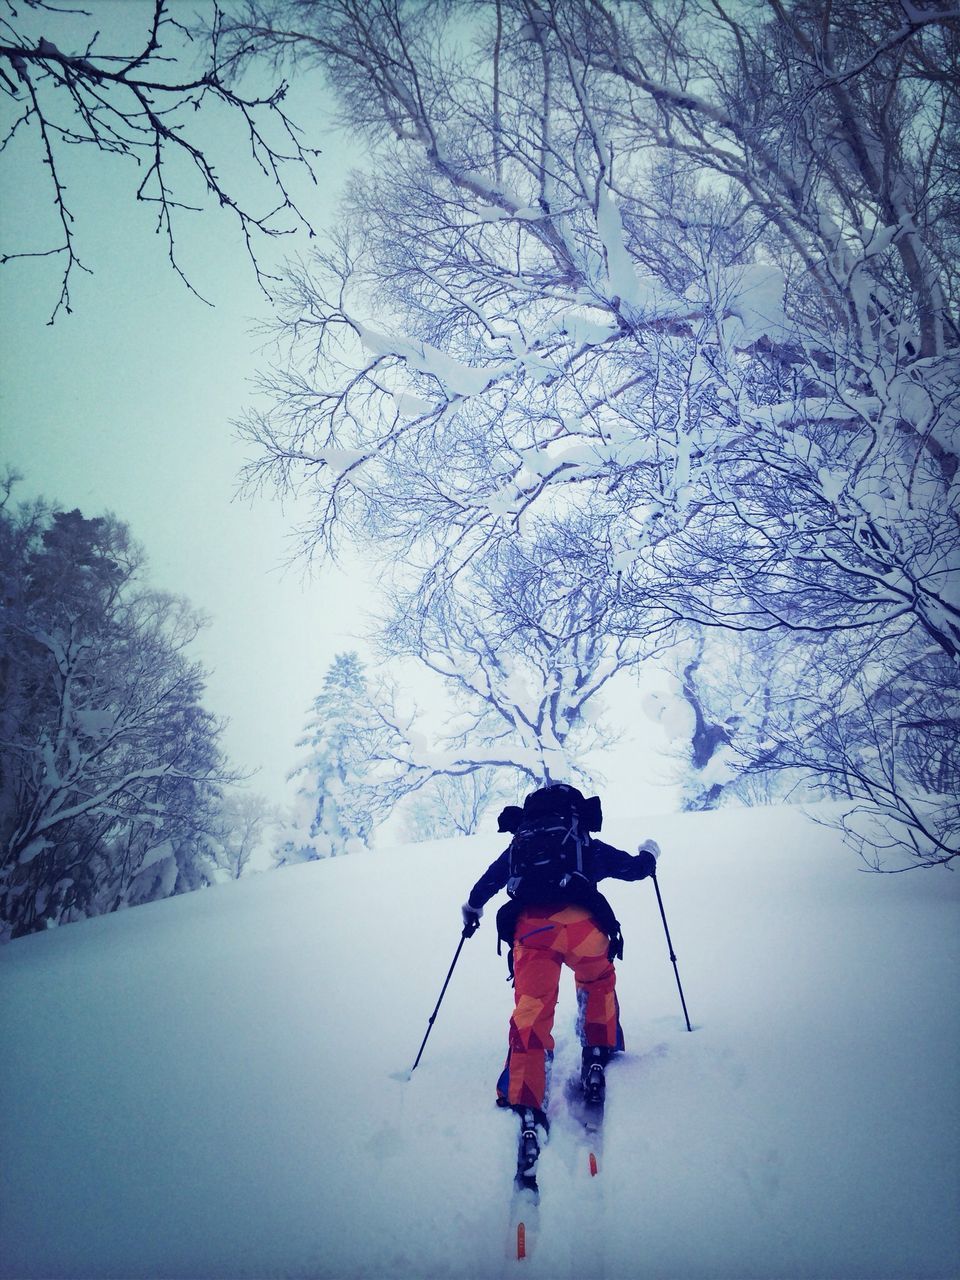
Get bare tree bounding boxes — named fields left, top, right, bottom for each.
left=671, top=623, right=958, bottom=867
left=222, top=0, right=958, bottom=863
left=214, top=790, right=272, bottom=878
left=365, top=537, right=638, bottom=801
left=230, top=0, right=958, bottom=647
left=0, top=0, right=320, bottom=321
left=400, top=769, right=508, bottom=841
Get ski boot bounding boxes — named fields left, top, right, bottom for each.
left=581, top=1046, right=611, bottom=1107
left=514, top=1106, right=548, bottom=1195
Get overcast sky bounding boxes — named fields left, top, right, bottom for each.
left=0, top=0, right=376, bottom=808
left=0, top=0, right=681, bottom=824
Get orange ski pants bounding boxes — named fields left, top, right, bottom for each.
left=497, top=904, right=623, bottom=1112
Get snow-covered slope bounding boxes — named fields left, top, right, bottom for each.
left=1, top=802, right=957, bottom=1280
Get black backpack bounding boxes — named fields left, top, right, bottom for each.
left=498, top=784, right=603, bottom=900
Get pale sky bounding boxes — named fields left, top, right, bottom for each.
left=0, top=0, right=681, bottom=823
left=0, top=0, right=372, bottom=807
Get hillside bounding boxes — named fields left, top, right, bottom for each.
left=1, top=801, right=957, bottom=1280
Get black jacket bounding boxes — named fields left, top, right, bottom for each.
left=468, top=838, right=656, bottom=950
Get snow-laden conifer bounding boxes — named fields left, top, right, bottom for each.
left=281, top=651, right=374, bottom=861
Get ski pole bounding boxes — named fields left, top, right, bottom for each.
left=652, top=871, right=693, bottom=1032
left=407, top=927, right=470, bottom=1077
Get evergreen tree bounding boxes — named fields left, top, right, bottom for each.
left=0, top=494, right=234, bottom=937
left=287, top=652, right=373, bottom=859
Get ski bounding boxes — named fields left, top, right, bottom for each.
left=507, top=1109, right=543, bottom=1262
left=508, top=1178, right=540, bottom=1262
left=565, top=1071, right=604, bottom=1178
left=558, top=1071, right=607, bottom=1277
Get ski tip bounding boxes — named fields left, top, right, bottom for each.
left=517, top=1222, right=526, bottom=1260
left=589, top=1151, right=599, bottom=1177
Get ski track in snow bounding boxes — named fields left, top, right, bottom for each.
left=1, top=801, right=958, bottom=1280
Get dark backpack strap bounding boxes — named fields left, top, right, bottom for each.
left=496, top=899, right=522, bottom=980
left=572, top=808, right=584, bottom=876
left=607, top=925, right=624, bottom=962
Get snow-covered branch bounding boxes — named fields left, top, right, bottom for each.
left=220, top=0, right=958, bottom=865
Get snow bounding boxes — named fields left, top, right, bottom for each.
left=557, top=310, right=621, bottom=347
left=817, top=467, right=847, bottom=503
left=473, top=205, right=541, bottom=224
left=16, top=836, right=52, bottom=867
left=641, top=688, right=696, bottom=739
left=137, top=839, right=175, bottom=873
left=720, top=266, right=787, bottom=346
left=595, top=188, right=645, bottom=310
left=692, top=744, right=740, bottom=787
left=394, top=390, right=437, bottom=419
left=314, top=447, right=370, bottom=475
left=355, top=321, right=498, bottom=399
left=1, top=801, right=958, bottom=1280
left=74, top=709, right=115, bottom=738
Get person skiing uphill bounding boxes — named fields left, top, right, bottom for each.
left=461, top=783, right=659, bottom=1150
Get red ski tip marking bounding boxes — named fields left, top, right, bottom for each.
left=517, top=1222, right=526, bottom=1259
left=589, top=1151, right=599, bottom=1176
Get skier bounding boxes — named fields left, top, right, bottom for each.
left=461, top=781, right=659, bottom=1185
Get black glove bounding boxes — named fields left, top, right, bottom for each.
left=461, top=902, right=483, bottom=937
